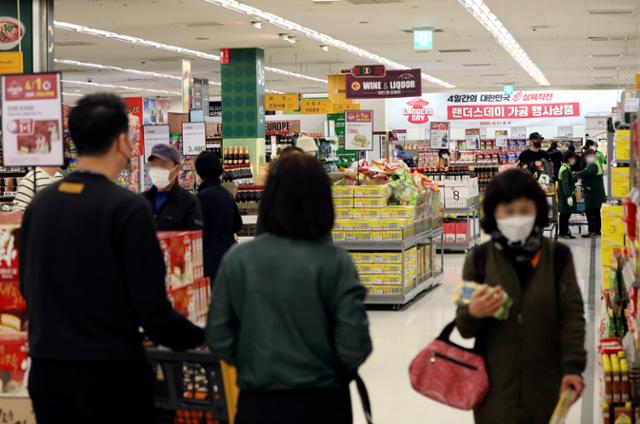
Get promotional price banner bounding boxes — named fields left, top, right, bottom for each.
left=143, top=125, right=171, bottom=162
left=464, top=128, right=480, bottom=150
left=182, top=122, right=206, bottom=156
left=495, top=130, right=508, bottom=148
left=430, top=122, right=450, bottom=149
left=1, top=72, right=64, bottom=166
left=345, top=110, right=373, bottom=151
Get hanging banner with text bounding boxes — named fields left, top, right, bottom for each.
left=265, top=120, right=301, bottom=136
left=1, top=72, right=64, bottom=167
left=345, top=110, right=374, bottom=151
left=300, top=99, right=332, bottom=114
left=430, top=122, right=450, bottom=149
left=346, top=69, right=422, bottom=99
left=265, top=94, right=299, bottom=111
left=143, top=125, right=171, bottom=162
left=464, top=128, right=480, bottom=150
left=182, top=122, right=206, bottom=156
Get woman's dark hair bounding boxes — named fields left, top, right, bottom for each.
left=259, top=152, right=334, bottom=240
left=195, top=151, right=223, bottom=181
left=395, top=144, right=404, bottom=151
left=549, top=141, right=558, bottom=150
left=481, top=169, right=549, bottom=233
left=68, top=93, right=129, bottom=156
left=562, top=151, right=577, bottom=163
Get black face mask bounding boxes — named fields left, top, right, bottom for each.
left=532, top=141, right=542, bottom=149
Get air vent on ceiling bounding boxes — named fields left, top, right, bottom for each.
left=587, top=8, right=635, bottom=15
left=178, top=21, right=225, bottom=28
left=439, top=49, right=471, bottom=53
left=590, top=53, right=624, bottom=58
left=312, top=0, right=341, bottom=3
left=592, top=76, right=618, bottom=79
left=56, top=41, right=94, bottom=47
left=402, top=28, right=444, bottom=34
left=344, top=0, right=404, bottom=4
left=125, top=78, right=159, bottom=82
left=463, top=63, right=491, bottom=67
left=588, top=36, right=630, bottom=42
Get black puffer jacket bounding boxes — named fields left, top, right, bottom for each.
left=142, top=183, right=202, bottom=231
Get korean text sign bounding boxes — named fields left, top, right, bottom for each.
left=345, top=110, right=374, bottom=151
left=1, top=72, right=64, bottom=166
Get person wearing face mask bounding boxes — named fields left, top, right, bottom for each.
left=573, top=149, right=606, bottom=238
left=558, top=151, right=578, bottom=239
left=142, top=144, right=202, bottom=231
left=584, top=139, right=606, bottom=167
left=455, top=169, right=586, bottom=424
left=19, top=94, right=205, bottom=423
left=517, top=132, right=548, bottom=171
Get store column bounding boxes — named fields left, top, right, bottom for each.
left=221, top=48, right=266, bottom=174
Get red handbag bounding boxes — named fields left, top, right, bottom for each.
left=409, top=321, right=489, bottom=410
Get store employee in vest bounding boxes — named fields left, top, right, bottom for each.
left=143, top=144, right=202, bottom=231
left=573, top=149, right=606, bottom=238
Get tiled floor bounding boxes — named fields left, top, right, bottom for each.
left=352, top=238, right=600, bottom=424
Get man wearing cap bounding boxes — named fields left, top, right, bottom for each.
left=143, top=144, right=202, bottom=231
left=517, top=132, right=549, bottom=171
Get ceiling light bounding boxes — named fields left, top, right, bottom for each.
left=62, top=92, right=83, bottom=97
left=320, top=45, right=329, bottom=52
left=251, top=21, right=262, bottom=29
left=457, top=0, right=549, bottom=86
left=200, top=0, right=455, bottom=88
left=62, top=80, right=181, bottom=96
left=54, top=21, right=326, bottom=85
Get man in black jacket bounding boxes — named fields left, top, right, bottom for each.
left=19, top=94, right=205, bottom=423
left=143, top=144, right=202, bottom=231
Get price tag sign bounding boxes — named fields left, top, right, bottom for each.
left=1, top=72, right=64, bottom=166
left=182, top=122, right=206, bottom=156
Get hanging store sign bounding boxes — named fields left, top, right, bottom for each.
left=1, top=72, right=64, bottom=167
left=265, top=93, right=299, bottom=111
left=464, top=128, right=480, bottom=150
left=346, top=68, right=422, bottom=99
left=345, top=110, right=373, bottom=151
left=182, top=122, right=206, bottom=156
left=624, top=97, right=639, bottom=113
left=220, top=48, right=230, bottom=65
left=265, top=120, right=300, bottom=135
left=143, top=125, right=170, bottom=162
left=430, top=122, right=450, bottom=149
left=332, top=102, right=360, bottom=114
left=403, top=98, right=433, bottom=125
left=300, top=99, right=332, bottom=114
left=558, top=126, right=573, bottom=137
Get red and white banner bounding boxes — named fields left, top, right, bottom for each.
left=448, top=102, right=580, bottom=121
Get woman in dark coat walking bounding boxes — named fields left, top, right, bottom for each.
left=456, top=169, right=586, bottom=424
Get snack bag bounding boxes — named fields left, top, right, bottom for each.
left=454, top=281, right=513, bottom=320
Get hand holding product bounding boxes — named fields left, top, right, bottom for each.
left=560, top=375, right=584, bottom=401
left=455, top=282, right=512, bottom=320
left=549, top=388, right=578, bottom=424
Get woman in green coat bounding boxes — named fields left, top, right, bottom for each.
left=573, top=149, right=606, bottom=237
left=557, top=151, right=578, bottom=239
left=456, top=169, right=586, bottom=424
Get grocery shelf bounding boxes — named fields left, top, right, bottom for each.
left=439, top=235, right=481, bottom=252
left=364, top=272, right=443, bottom=306
left=335, top=226, right=444, bottom=251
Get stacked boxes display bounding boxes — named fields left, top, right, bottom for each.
left=350, top=248, right=417, bottom=296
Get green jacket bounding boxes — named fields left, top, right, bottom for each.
left=574, top=161, right=606, bottom=208
left=456, top=239, right=586, bottom=424
left=596, top=150, right=606, bottom=167
left=557, top=163, right=576, bottom=214
left=206, top=233, right=372, bottom=390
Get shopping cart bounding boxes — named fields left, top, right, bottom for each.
left=545, top=188, right=559, bottom=239
left=148, top=348, right=238, bottom=424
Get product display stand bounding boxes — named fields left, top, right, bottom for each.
left=440, top=195, right=481, bottom=252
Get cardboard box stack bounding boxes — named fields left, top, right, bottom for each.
left=157, top=231, right=210, bottom=327
left=350, top=249, right=417, bottom=296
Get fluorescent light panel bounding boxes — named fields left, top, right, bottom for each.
left=62, top=79, right=181, bottom=96
left=201, top=0, right=455, bottom=89
left=457, top=0, right=549, bottom=86
left=54, top=21, right=327, bottom=84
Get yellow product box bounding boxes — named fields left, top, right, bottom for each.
left=354, top=197, right=388, bottom=208
left=334, top=219, right=373, bottom=231
left=332, top=185, right=354, bottom=198
left=369, top=218, right=411, bottom=231
left=333, top=198, right=354, bottom=208
left=350, top=208, right=382, bottom=219
left=334, top=208, right=352, bottom=219
left=360, top=274, right=403, bottom=285
left=356, top=263, right=403, bottom=275
left=380, top=206, right=416, bottom=219
left=382, top=230, right=404, bottom=241
left=344, top=231, right=372, bottom=242
left=332, top=231, right=346, bottom=241
left=353, top=184, right=390, bottom=198
left=366, top=285, right=403, bottom=296
left=350, top=252, right=403, bottom=263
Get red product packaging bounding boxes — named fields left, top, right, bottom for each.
left=0, top=331, right=28, bottom=373
left=444, top=223, right=456, bottom=243
left=157, top=231, right=204, bottom=291
left=455, top=222, right=468, bottom=243
left=0, top=225, right=20, bottom=283
left=167, top=277, right=210, bottom=327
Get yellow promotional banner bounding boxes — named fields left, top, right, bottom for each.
left=328, top=74, right=347, bottom=105
left=332, top=103, right=360, bottom=114
left=601, top=205, right=625, bottom=289
left=612, top=167, right=630, bottom=199
left=636, top=73, right=640, bottom=89
left=615, top=129, right=631, bottom=161
left=265, top=94, right=299, bottom=111
left=300, top=99, right=332, bottom=114
left=0, top=52, right=23, bottom=75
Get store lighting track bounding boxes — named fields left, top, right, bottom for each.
left=457, top=0, right=550, bottom=86
left=62, top=79, right=182, bottom=96
left=200, top=0, right=455, bottom=89
left=54, top=21, right=327, bottom=85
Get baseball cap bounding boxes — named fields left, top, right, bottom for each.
left=148, top=144, right=180, bottom=165
left=528, top=132, right=544, bottom=141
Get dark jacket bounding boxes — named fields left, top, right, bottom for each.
left=574, top=162, right=606, bottom=209
left=20, top=172, right=204, bottom=360
left=557, top=163, right=576, bottom=215
left=197, top=179, right=242, bottom=280
left=456, top=239, right=586, bottom=424
left=547, top=149, right=562, bottom=180
left=206, top=233, right=372, bottom=390
left=142, top=182, right=202, bottom=231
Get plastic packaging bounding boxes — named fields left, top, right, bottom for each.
left=454, top=281, right=513, bottom=320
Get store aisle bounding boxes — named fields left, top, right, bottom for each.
left=352, top=239, right=599, bottom=424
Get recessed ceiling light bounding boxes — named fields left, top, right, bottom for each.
left=359, top=21, right=370, bottom=24
left=320, top=45, right=329, bottom=51
left=251, top=21, right=262, bottom=29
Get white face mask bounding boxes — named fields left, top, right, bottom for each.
left=149, top=167, right=173, bottom=190
left=586, top=156, right=597, bottom=164
left=496, top=215, right=536, bottom=244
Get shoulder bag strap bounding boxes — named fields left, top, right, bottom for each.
left=354, top=374, right=373, bottom=424
left=32, top=168, right=38, bottom=194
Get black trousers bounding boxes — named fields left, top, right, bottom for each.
left=29, top=358, right=155, bottom=424
left=559, top=213, right=571, bottom=235
left=586, top=207, right=602, bottom=234
left=235, top=385, right=352, bottom=424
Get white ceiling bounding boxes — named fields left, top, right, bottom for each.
left=54, top=0, right=640, bottom=100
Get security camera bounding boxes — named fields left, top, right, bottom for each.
left=87, top=78, right=93, bottom=83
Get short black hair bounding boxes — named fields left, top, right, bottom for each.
left=259, top=153, right=334, bottom=240
left=562, top=151, right=577, bottom=163
left=585, top=139, right=596, bottom=147
left=549, top=141, right=558, bottom=150
left=395, top=144, right=404, bottom=151
left=68, top=93, right=129, bottom=157
left=583, top=148, right=595, bottom=156
left=195, top=151, right=223, bottom=181
left=481, top=169, right=548, bottom=233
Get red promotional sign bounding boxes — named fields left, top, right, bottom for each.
left=124, top=97, right=144, bottom=156
left=448, top=102, right=580, bottom=121
left=3, top=73, right=58, bottom=101
left=403, top=98, right=433, bottom=124
left=220, top=48, right=230, bottom=65
left=346, top=69, right=422, bottom=99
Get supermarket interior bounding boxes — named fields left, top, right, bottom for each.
left=0, top=0, right=639, bottom=423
